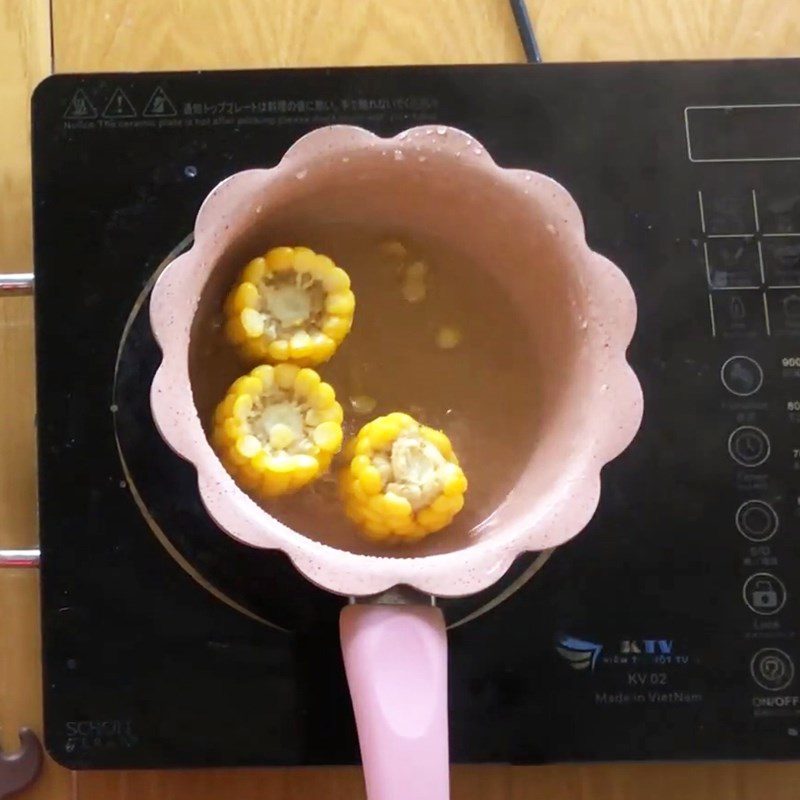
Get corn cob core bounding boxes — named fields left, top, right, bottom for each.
left=224, top=246, right=355, bottom=367
left=340, top=412, right=468, bottom=544
left=212, top=363, right=344, bottom=497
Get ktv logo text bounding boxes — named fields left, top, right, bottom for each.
left=620, top=639, right=674, bottom=655
left=556, top=634, right=689, bottom=672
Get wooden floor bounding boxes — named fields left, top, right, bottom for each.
left=1, top=1, right=800, bottom=798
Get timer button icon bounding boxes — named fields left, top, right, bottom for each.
left=728, top=426, right=770, bottom=467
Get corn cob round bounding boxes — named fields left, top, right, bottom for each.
left=339, top=412, right=468, bottom=544
left=212, top=363, right=344, bottom=497
left=223, top=246, right=355, bottom=367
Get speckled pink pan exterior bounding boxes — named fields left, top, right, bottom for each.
left=149, top=125, right=643, bottom=598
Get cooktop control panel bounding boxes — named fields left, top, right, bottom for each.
left=689, top=105, right=800, bottom=727
left=33, top=61, right=800, bottom=768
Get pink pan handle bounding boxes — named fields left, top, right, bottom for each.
left=340, top=603, right=449, bottom=800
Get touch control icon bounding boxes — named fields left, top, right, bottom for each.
left=736, top=500, right=779, bottom=542
left=751, top=648, right=795, bottom=692
left=721, top=356, right=763, bottom=397
left=743, top=572, right=787, bottom=615
left=728, top=426, right=770, bottom=467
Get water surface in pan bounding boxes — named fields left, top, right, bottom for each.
left=189, top=222, right=541, bottom=557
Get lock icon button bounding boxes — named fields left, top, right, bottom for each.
left=752, top=580, right=778, bottom=609
left=744, top=573, right=787, bottom=615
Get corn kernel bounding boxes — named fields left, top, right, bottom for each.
left=422, top=428, right=455, bottom=460
left=293, top=248, right=318, bottom=274
left=350, top=394, right=377, bottom=415
left=223, top=417, right=241, bottom=440
left=325, top=291, right=356, bottom=316
left=242, top=257, right=266, bottom=283
left=262, top=471, right=292, bottom=496
left=326, top=404, right=345, bottom=424
left=432, top=494, right=458, bottom=514
left=379, top=239, right=407, bottom=261
left=350, top=455, right=371, bottom=476
left=292, top=245, right=316, bottom=260
left=265, top=246, right=295, bottom=272
left=266, top=452, right=295, bottom=473
left=355, top=436, right=373, bottom=456
left=235, top=434, right=261, bottom=458
left=324, top=267, right=351, bottom=292
left=310, top=382, right=336, bottom=409
left=345, top=503, right=366, bottom=524
left=442, top=464, right=468, bottom=496
left=274, top=363, right=300, bottom=390
left=312, top=333, right=337, bottom=361
left=363, top=520, right=390, bottom=539
left=232, top=375, right=263, bottom=397
left=307, top=404, right=344, bottom=426
left=251, top=365, right=275, bottom=388
left=294, top=367, right=321, bottom=397
left=401, top=279, right=426, bottom=304
left=359, top=466, right=383, bottom=495
left=268, top=339, right=291, bottom=360
left=436, top=325, right=462, bottom=349
left=314, top=254, right=336, bottom=275
left=446, top=493, right=465, bottom=514
left=251, top=451, right=271, bottom=473
left=406, top=260, right=428, bottom=280
left=240, top=308, right=265, bottom=337
left=393, top=519, right=423, bottom=537
left=417, top=507, right=446, bottom=531
left=224, top=317, right=247, bottom=344
left=368, top=420, right=399, bottom=449
left=368, top=493, right=391, bottom=514
left=289, top=330, right=313, bottom=359
left=214, top=394, right=236, bottom=424
left=269, top=423, right=295, bottom=450
left=322, top=315, right=351, bottom=341
left=231, top=281, right=260, bottom=312
left=382, top=492, right=413, bottom=518
left=350, top=479, right=369, bottom=504
left=245, top=339, right=270, bottom=360
left=313, top=421, right=343, bottom=452
left=232, top=394, right=253, bottom=421
left=385, top=412, right=413, bottom=428
left=228, top=444, right=249, bottom=466
left=293, top=454, right=320, bottom=481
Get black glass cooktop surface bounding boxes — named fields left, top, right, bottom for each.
left=33, top=61, right=800, bottom=769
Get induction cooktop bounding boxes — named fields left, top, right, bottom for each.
left=32, top=60, right=800, bottom=769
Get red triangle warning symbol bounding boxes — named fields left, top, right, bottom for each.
left=63, top=89, right=97, bottom=120
left=143, top=86, right=177, bottom=118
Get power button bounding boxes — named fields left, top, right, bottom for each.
left=751, top=648, right=795, bottom=691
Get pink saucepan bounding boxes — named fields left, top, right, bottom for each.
left=149, top=125, right=643, bottom=799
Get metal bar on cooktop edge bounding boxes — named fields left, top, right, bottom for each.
left=0, top=273, right=34, bottom=296
left=0, top=549, right=40, bottom=568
